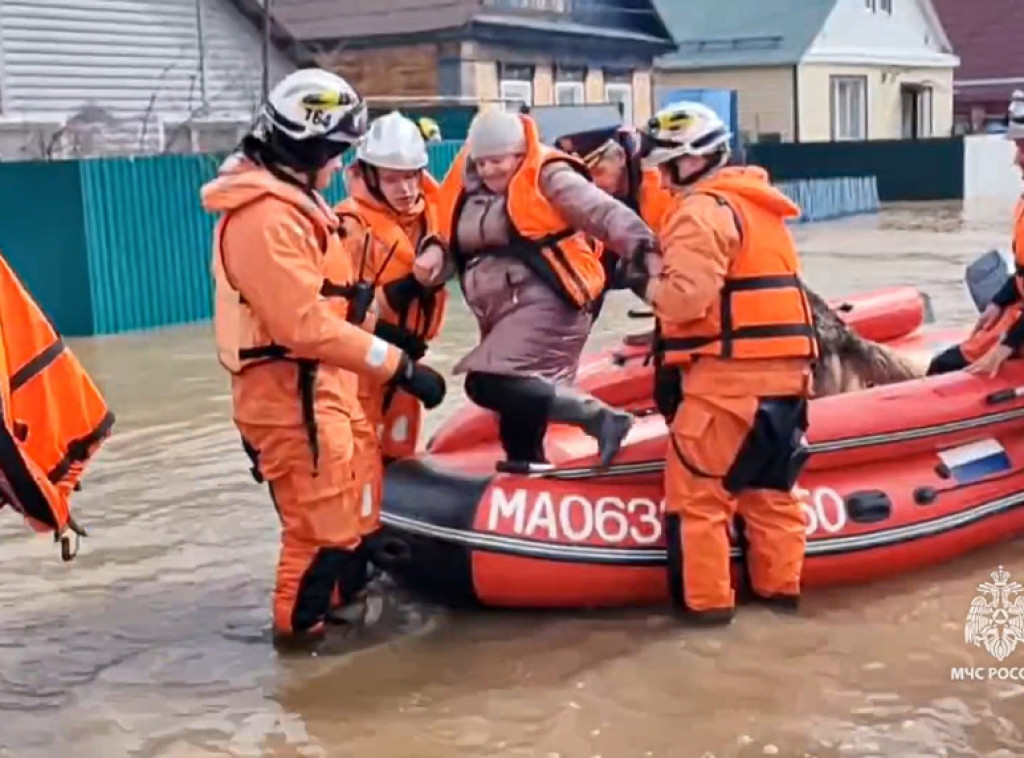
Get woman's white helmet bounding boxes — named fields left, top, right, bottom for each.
left=256, top=68, right=367, bottom=150
left=1007, top=90, right=1024, bottom=140
left=356, top=111, right=429, bottom=171
left=642, top=101, right=732, bottom=168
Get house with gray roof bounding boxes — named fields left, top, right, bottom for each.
left=653, top=0, right=960, bottom=143
left=268, top=0, right=675, bottom=127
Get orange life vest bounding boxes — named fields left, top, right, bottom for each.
left=336, top=175, right=448, bottom=342
left=1010, top=197, right=1024, bottom=298
left=962, top=198, right=1024, bottom=361
left=638, top=167, right=672, bottom=235
left=212, top=173, right=359, bottom=375
left=444, top=115, right=607, bottom=310
left=657, top=177, right=819, bottom=364
left=0, top=253, right=113, bottom=555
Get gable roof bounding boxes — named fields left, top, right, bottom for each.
left=269, top=0, right=478, bottom=42
left=931, top=0, right=1024, bottom=86
left=266, top=0, right=672, bottom=47
left=653, top=0, right=837, bottom=70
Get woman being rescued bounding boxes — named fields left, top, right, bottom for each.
left=335, top=110, right=449, bottom=542
left=416, top=108, right=660, bottom=471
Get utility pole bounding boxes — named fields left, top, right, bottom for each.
left=262, top=0, right=273, bottom=101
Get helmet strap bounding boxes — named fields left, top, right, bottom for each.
left=669, top=147, right=729, bottom=187
left=243, top=135, right=319, bottom=194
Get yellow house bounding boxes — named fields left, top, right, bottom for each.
left=652, top=0, right=960, bottom=143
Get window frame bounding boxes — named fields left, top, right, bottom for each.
left=604, top=81, right=634, bottom=124
left=830, top=75, right=868, bottom=141
left=499, top=79, right=533, bottom=112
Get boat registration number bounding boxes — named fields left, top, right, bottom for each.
left=485, top=485, right=847, bottom=546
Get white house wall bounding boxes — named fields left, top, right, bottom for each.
left=803, top=0, right=959, bottom=68
left=0, top=0, right=294, bottom=126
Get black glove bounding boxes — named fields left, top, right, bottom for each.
left=392, top=354, right=446, bottom=409
left=383, top=273, right=426, bottom=314
left=345, top=281, right=375, bottom=325
left=374, top=321, right=427, bottom=360
left=617, top=240, right=657, bottom=301
left=653, top=364, right=682, bottom=422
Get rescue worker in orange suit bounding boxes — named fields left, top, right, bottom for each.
left=416, top=109, right=659, bottom=471
left=335, top=110, right=449, bottom=540
left=927, top=93, right=1024, bottom=378
left=0, top=250, right=114, bottom=560
left=632, top=102, right=819, bottom=625
left=552, top=125, right=673, bottom=317
left=201, top=69, right=446, bottom=650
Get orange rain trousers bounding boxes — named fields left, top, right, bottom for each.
left=664, top=358, right=810, bottom=614
left=239, top=417, right=363, bottom=637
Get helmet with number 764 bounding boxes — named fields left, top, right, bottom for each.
left=642, top=101, right=732, bottom=168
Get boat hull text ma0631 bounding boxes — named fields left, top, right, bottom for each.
left=370, top=280, right=1024, bottom=609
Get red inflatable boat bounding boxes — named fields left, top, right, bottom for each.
left=372, top=284, right=1024, bottom=609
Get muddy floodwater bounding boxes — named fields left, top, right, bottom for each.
left=3, top=201, right=1024, bottom=758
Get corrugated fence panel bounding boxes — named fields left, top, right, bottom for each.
left=0, top=160, right=94, bottom=336
left=747, top=137, right=964, bottom=202
left=80, top=154, right=221, bottom=334
left=4, top=140, right=883, bottom=336
left=776, top=176, right=880, bottom=223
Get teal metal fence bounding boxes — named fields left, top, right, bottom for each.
left=0, top=142, right=880, bottom=337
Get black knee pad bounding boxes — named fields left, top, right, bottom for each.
left=724, top=397, right=810, bottom=494
left=664, top=513, right=686, bottom=612
left=293, top=548, right=350, bottom=632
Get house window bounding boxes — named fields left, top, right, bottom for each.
left=499, top=63, right=534, bottom=111
left=604, top=69, right=634, bottom=123
left=605, top=83, right=634, bottom=124
left=901, top=85, right=933, bottom=139
left=555, top=65, right=585, bottom=105
left=555, top=81, right=584, bottom=105
left=879, top=0, right=892, bottom=12
left=500, top=80, right=533, bottom=111
left=831, top=76, right=867, bottom=141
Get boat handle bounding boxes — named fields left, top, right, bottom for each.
left=985, top=387, right=1024, bottom=404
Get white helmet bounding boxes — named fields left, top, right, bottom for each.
left=356, top=111, right=429, bottom=171
left=642, top=101, right=732, bottom=168
left=255, top=68, right=367, bottom=152
left=1007, top=90, right=1024, bottom=140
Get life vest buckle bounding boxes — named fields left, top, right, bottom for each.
left=56, top=515, right=88, bottom=562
